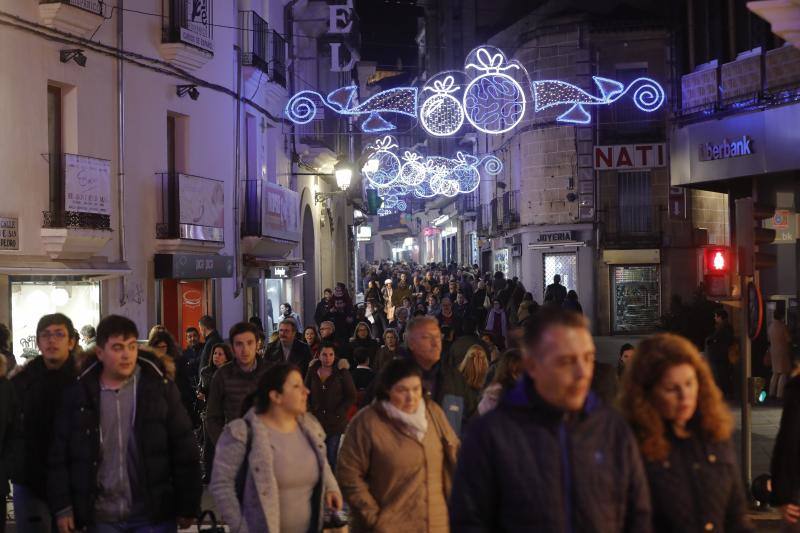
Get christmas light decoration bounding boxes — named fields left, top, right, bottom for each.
left=419, top=75, right=465, bottom=137
left=463, top=47, right=527, bottom=134
left=285, top=48, right=665, bottom=132
left=362, top=136, right=401, bottom=187
left=532, top=76, right=665, bottom=124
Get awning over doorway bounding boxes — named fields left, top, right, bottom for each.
left=0, top=260, right=131, bottom=280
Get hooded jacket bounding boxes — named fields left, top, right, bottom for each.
left=47, top=356, right=202, bottom=528
left=449, top=375, right=652, bottom=533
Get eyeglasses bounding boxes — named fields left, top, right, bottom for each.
left=39, top=330, right=68, bottom=340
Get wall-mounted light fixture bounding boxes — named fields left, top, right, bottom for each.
left=176, top=84, right=200, bottom=100
left=60, top=49, right=87, bottom=67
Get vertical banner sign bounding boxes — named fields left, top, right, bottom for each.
left=328, top=0, right=359, bottom=72
left=182, top=0, right=213, bottom=52
left=64, top=154, right=111, bottom=215
left=669, top=187, right=687, bottom=220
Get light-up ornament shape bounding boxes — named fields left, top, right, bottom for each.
left=531, top=76, right=665, bottom=124
left=463, top=47, right=527, bottom=134
left=363, top=136, right=401, bottom=187
left=420, top=75, right=465, bottom=137
left=399, top=152, right=428, bottom=186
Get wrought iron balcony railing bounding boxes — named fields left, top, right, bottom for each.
left=42, top=210, right=111, bottom=230
left=599, top=204, right=665, bottom=248
left=239, top=10, right=268, bottom=73
left=156, top=172, right=224, bottom=242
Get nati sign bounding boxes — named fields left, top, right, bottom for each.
left=699, top=135, right=753, bottom=161
left=594, top=144, right=667, bottom=170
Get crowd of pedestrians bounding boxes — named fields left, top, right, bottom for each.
left=0, top=259, right=797, bottom=532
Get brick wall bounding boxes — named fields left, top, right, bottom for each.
left=691, top=189, right=730, bottom=245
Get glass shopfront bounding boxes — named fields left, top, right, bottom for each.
left=611, top=264, right=661, bottom=333
left=11, top=280, right=100, bottom=364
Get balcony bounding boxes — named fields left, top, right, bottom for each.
left=40, top=153, right=113, bottom=260
left=269, top=30, right=287, bottom=87
left=679, top=45, right=800, bottom=121
left=156, top=172, right=224, bottom=252
left=457, top=192, right=479, bottom=215
left=39, top=0, right=103, bottom=37
left=378, top=212, right=411, bottom=235
left=160, top=0, right=214, bottom=70
left=477, top=203, right=493, bottom=237
left=239, top=11, right=269, bottom=74
left=499, top=190, right=520, bottom=230
left=599, top=205, right=665, bottom=249
left=241, top=180, right=300, bottom=257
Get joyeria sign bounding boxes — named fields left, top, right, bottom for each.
left=285, top=45, right=666, bottom=135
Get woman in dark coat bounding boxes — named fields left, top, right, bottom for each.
left=770, top=371, right=800, bottom=528
left=348, top=321, right=379, bottom=368
left=305, top=341, right=357, bottom=471
left=620, top=333, right=754, bottom=533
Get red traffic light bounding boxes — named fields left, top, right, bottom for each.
left=705, top=247, right=730, bottom=274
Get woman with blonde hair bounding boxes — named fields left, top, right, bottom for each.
left=458, top=344, right=489, bottom=391
left=620, top=333, right=753, bottom=532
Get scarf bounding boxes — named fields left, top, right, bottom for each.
left=382, top=398, right=428, bottom=442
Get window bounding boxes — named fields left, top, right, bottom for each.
left=47, top=85, right=63, bottom=213
left=611, top=265, right=661, bottom=333
left=618, top=171, right=652, bottom=234
left=544, top=253, right=577, bottom=295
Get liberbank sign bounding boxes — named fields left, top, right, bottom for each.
left=699, top=135, right=753, bottom=161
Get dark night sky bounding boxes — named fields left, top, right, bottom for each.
left=357, top=0, right=422, bottom=72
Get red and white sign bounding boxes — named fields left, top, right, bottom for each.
left=594, top=143, right=667, bottom=170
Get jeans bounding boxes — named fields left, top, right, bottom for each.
left=325, top=433, right=342, bottom=472
left=89, top=519, right=177, bottom=533
left=12, top=484, right=53, bottom=533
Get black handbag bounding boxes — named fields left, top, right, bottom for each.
left=197, top=510, right=225, bottom=533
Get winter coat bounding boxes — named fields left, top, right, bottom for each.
left=205, top=357, right=272, bottom=445
left=336, top=401, right=459, bottom=533
left=772, top=376, right=800, bottom=506
left=210, top=409, right=340, bottom=533
left=305, top=365, right=357, bottom=436
left=0, top=356, right=23, bottom=495
left=449, top=375, right=652, bottom=532
left=373, top=346, right=402, bottom=374
left=643, top=433, right=753, bottom=533
left=198, top=329, right=224, bottom=379
left=314, top=298, right=332, bottom=327
left=768, top=319, right=792, bottom=374
left=48, top=356, right=202, bottom=528
left=264, top=338, right=312, bottom=377
left=11, top=354, right=79, bottom=498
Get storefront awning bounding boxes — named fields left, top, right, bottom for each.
left=0, top=261, right=131, bottom=280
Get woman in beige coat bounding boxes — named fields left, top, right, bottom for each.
left=336, top=358, right=459, bottom=532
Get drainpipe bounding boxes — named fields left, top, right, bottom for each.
left=233, top=44, right=242, bottom=299
left=117, top=0, right=127, bottom=307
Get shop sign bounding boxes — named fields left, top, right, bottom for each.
left=328, top=0, right=359, bottom=72
left=356, top=225, right=372, bottom=242
left=698, top=135, right=753, bottom=161
left=181, top=0, right=214, bottom=53
left=594, top=143, right=666, bottom=170
left=262, top=182, right=300, bottom=243
left=669, top=187, right=687, bottom=220
left=423, top=227, right=440, bottom=237
left=179, top=174, right=224, bottom=232
left=0, top=217, right=18, bottom=250
left=536, top=231, right=574, bottom=243
left=764, top=210, right=797, bottom=243
left=154, top=253, right=233, bottom=279
left=269, top=266, right=289, bottom=279
left=64, top=154, right=111, bottom=215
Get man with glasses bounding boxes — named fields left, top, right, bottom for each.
left=12, top=313, right=79, bottom=533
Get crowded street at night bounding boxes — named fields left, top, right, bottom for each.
left=0, top=0, right=799, bottom=531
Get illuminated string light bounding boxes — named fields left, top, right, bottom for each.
left=532, top=76, right=665, bottom=124
left=420, top=75, right=465, bottom=137
left=363, top=136, right=401, bottom=187
left=463, top=47, right=527, bottom=134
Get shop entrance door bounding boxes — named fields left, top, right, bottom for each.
left=161, top=279, right=209, bottom=349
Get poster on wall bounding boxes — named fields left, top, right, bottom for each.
left=262, top=182, right=300, bottom=242
left=181, top=0, right=214, bottom=52
left=178, top=174, right=224, bottom=229
left=64, top=154, right=111, bottom=215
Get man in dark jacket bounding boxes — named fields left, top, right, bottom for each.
left=264, top=319, right=312, bottom=376
left=12, top=313, right=79, bottom=533
left=0, top=349, right=22, bottom=533
left=205, top=321, right=271, bottom=447
left=196, top=315, right=223, bottom=380
left=706, top=308, right=734, bottom=397
left=405, top=315, right=476, bottom=435
left=49, top=315, right=201, bottom=532
left=544, top=274, right=568, bottom=305
left=314, top=288, right=333, bottom=326
left=449, top=309, right=652, bottom=532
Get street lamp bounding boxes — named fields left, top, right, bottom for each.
left=314, top=160, right=353, bottom=203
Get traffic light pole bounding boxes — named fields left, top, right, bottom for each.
left=739, top=274, right=752, bottom=491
